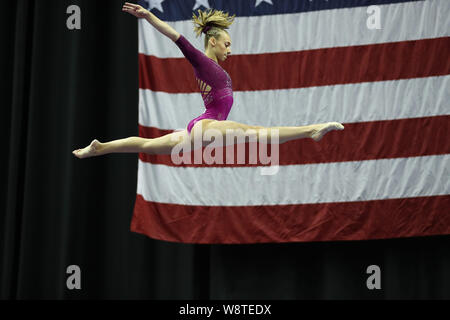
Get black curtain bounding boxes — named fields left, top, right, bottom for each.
left=1, top=0, right=449, bottom=300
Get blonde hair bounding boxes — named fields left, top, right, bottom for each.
left=192, top=9, right=235, bottom=49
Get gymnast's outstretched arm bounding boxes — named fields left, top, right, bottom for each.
left=122, top=2, right=180, bottom=42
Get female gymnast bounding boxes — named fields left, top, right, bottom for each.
left=72, top=3, right=344, bottom=159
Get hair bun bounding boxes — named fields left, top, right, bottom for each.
left=202, top=25, right=212, bottom=34
left=192, top=9, right=235, bottom=38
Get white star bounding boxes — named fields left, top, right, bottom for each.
left=193, top=0, right=211, bottom=11
left=148, top=0, right=165, bottom=13
left=255, top=0, right=273, bottom=7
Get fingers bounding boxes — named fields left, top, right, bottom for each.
left=123, top=2, right=139, bottom=10
left=122, top=7, right=137, bottom=15
left=122, top=5, right=142, bottom=16
left=122, top=2, right=146, bottom=18
left=124, top=2, right=138, bottom=8
left=122, top=5, right=134, bottom=11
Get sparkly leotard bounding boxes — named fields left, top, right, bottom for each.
left=174, top=34, right=233, bottom=134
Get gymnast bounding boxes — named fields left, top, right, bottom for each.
left=73, top=2, right=344, bottom=159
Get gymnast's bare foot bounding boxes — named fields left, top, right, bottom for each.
left=72, top=139, right=102, bottom=159
left=311, top=122, right=344, bottom=142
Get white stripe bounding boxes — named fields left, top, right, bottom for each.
left=139, top=75, right=450, bottom=130
left=136, top=154, right=450, bottom=206
left=138, top=0, right=450, bottom=57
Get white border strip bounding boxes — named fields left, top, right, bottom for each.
left=137, top=154, right=450, bottom=206
left=139, top=76, right=450, bottom=130
left=138, top=0, right=450, bottom=57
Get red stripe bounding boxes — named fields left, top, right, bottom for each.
left=139, top=37, right=450, bottom=91
left=130, top=194, right=450, bottom=243
left=136, top=116, right=450, bottom=166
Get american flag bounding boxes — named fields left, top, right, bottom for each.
left=131, top=0, right=450, bottom=244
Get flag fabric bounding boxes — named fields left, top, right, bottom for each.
left=131, top=0, right=450, bottom=244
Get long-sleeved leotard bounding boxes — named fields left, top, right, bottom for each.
left=174, top=34, right=233, bottom=134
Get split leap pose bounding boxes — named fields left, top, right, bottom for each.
left=73, top=3, right=344, bottom=159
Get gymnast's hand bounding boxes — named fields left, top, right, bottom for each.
left=122, top=2, right=149, bottom=19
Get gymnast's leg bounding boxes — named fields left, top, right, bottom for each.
left=196, top=120, right=344, bottom=144
left=72, top=120, right=344, bottom=158
left=72, top=130, right=190, bottom=159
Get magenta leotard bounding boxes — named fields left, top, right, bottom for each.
left=174, top=34, right=233, bottom=134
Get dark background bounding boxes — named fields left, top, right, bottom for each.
left=1, top=0, right=449, bottom=299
